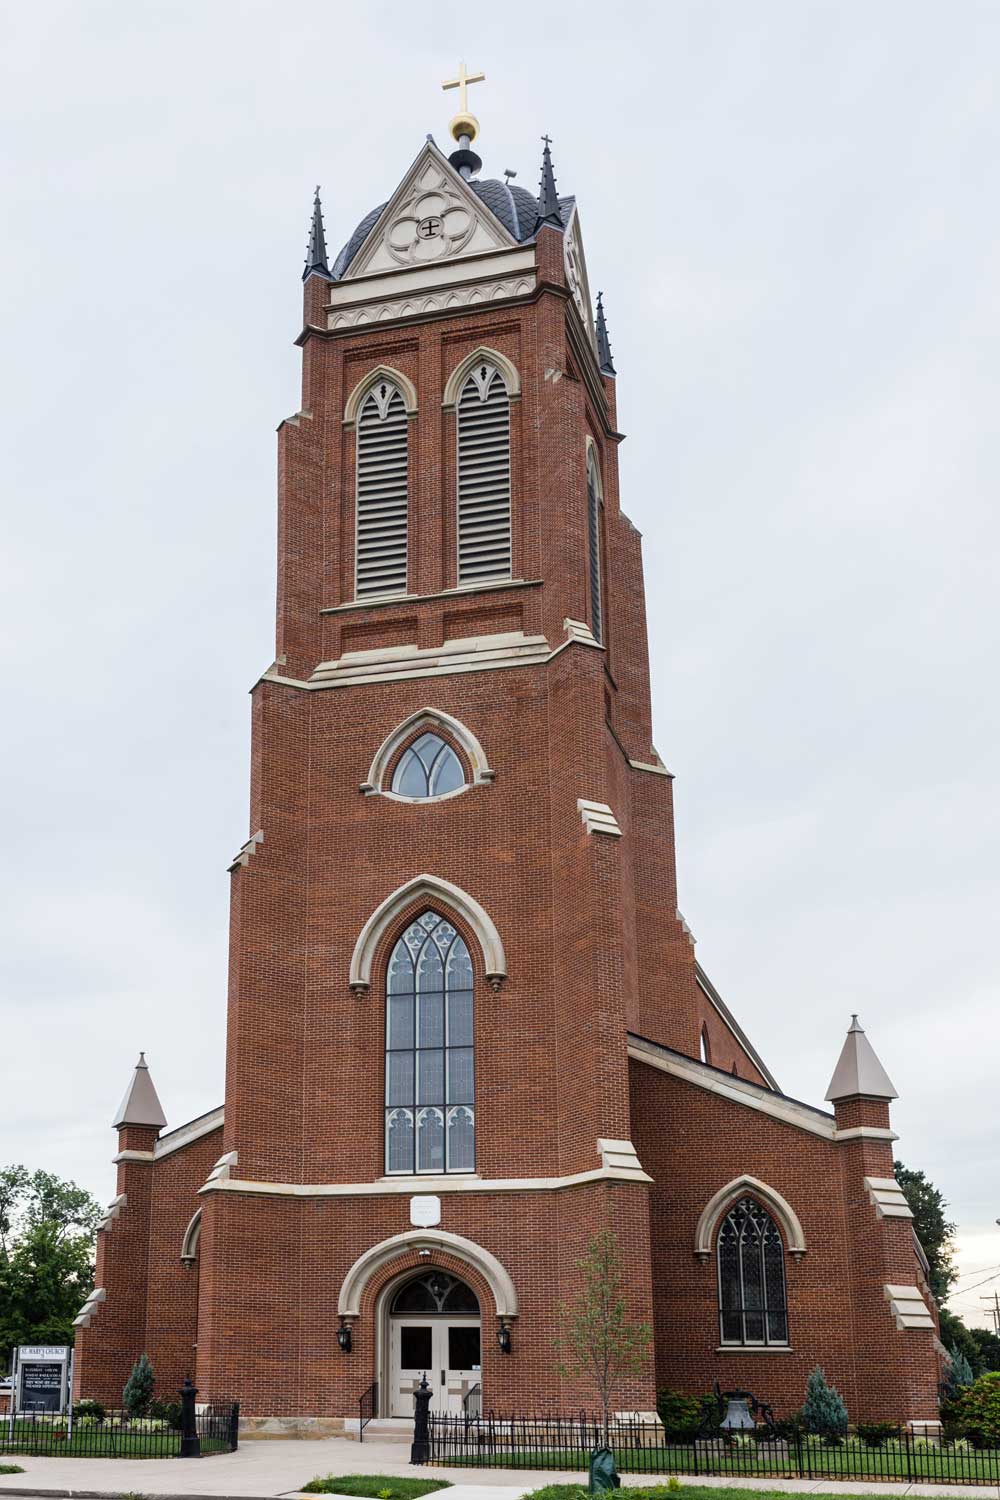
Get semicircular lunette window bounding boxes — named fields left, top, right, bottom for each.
left=390, top=732, right=466, bottom=799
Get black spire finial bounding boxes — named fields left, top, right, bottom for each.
left=596, top=291, right=616, bottom=376
left=303, top=186, right=331, bottom=282
left=534, top=134, right=562, bottom=231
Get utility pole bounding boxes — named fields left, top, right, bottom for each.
left=980, top=1292, right=1000, bottom=1335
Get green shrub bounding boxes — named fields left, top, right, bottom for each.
left=122, top=1353, right=155, bottom=1418
left=148, top=1398, right=182, bottom=1429
left=950, top=1371, right=1000, bottom=1448
left=656, top=1388, right=705, bottom=1439
left=72, top=1398, right=106, bottom=1423
left=855, top=1421, right=900, bottom=1447
left=802, top=1366, right=848, bottom=1442
left=0, top=1466, right=26, bottom=1476
left=941, top=1345, right=976, bottom=1401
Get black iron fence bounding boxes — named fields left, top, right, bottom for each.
left=426, top=1412, right=1000, bottom=1486
left=1, top=1403, right=240, bottom=1458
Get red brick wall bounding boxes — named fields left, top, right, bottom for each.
left=629, top=1058, right=940, bottom=1423
left=195, top=1178, right=655, bottom=1416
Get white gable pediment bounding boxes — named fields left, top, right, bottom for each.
left=562, top=204, right=597, bottom=353
left=344, top=142, right=517, bottom=279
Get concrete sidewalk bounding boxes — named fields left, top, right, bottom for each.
left=0, top=1435, right=998, bottom=1500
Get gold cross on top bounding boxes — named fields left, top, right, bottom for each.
left=442, top=61, right=485, bottom=116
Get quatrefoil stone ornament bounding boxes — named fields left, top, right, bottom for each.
left=387, top=186, right=475, bottom=265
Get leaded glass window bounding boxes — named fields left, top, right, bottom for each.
left=390, top=732, right=466, bottom=799
left=717, top=1196, right=788, bottom=1346
left=390, top=1271, right=479, bottom=1314
left=385, top=911, right=475, bottom=1175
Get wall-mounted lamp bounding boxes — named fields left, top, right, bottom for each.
left=337, top=1319, right=353, bottom=1353
left=496, top=1321, right=512, bottom=1354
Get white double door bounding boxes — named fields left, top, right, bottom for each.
left=389, top=1315, right=481, bottom=1416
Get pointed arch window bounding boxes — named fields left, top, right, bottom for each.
left=456, top=363, right=511, bottom=584
left=356, top=380, right=409, bottom=599
left=586, top=446, right=604, bottom=644
left=385, top=911, right=475, bottom=1176
left=717, top=1196, right=788, bottom=1346
left=391, top=732, right=466, bottom=799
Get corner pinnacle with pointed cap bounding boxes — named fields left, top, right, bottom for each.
left=534, top=134, right=563, bottom=232
left=113, top=1052, right=167, bottom=1131
left=825, top=1015, right=898, bottom=1103
left=596, top=291, right=616, bottom=375
left=303, top=186, right=331, bottom=282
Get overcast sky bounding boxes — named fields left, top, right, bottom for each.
left=2, top=2, right=997, bottom=1327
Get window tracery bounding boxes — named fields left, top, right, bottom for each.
left=391, top=732, right=466, bottom=799
left=385, top=911, right=475, bottom=1176
left=717, top=1196, right=788, bottom=1346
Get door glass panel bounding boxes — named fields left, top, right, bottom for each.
left=448, top=1325, right=481, bottom=1369
left=400, top=1325, right=433, bottom=1368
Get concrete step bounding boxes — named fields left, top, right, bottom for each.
left=360, top=1420, right=413, bottom=1443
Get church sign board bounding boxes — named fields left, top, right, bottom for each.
left=16, top=1346, right=70, bottom=1414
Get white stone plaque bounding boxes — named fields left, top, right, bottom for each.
left=410, top=1194, right=441, bottom=1227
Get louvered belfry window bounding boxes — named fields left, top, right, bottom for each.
left=355, top=380, right=409, bottom=599
left=587, top=447, right=604, bottom=644
left=456, top=363, right=511, bottom=584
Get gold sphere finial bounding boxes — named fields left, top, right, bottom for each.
left=442, top=62, right=485, bottom=145
left=449, top=111, right=480, bottom=145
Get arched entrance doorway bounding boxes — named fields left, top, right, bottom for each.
left=385, top=1270, right=481, bottom=1416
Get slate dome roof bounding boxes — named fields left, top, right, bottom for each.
left=330, top=178, right=573, bottom=280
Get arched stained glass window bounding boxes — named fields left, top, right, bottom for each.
left=390, top=732, right=466, bottom=799
left=717, top=1197, right=788, bottom=1346
left=385, top=911, right=475, bottom=1175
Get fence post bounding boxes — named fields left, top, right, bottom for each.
left=410, top=1374, right=432, bottom=1466
left=904, top=1428, right=913, bottom=1482
left=794, top=1428, right=804, bottom=1478
left=178, top=1377, right=201, bottom=1458
left=230, top=1400, right=240, bottom=1451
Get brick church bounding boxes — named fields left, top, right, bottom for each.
left=73, top=75, right=943, bottom=1434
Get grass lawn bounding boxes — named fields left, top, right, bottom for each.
left=1, top=1419, right=230, bottom=1459
left=301, top=1477, right=452, bottom=1498
left=439, top=1438, right=1000, bottom=1483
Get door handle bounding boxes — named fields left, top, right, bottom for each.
left=440, top=1369, right=445, bottom=1386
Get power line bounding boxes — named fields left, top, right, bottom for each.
left=954, top=1262, right=1000, bottom=1284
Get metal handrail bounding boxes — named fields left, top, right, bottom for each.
left=462, top=1382, right=482, bottom=1428
left=358, top=1381, right=378, bottom=1442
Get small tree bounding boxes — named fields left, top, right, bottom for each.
left=944, top=1345, right=976, bottom=1397
left=556, top=1229, right=652, bottom=1445
left=123, top=1353, right=155, bottom=1417
left=802, top=1365, right=848, bottom=1442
